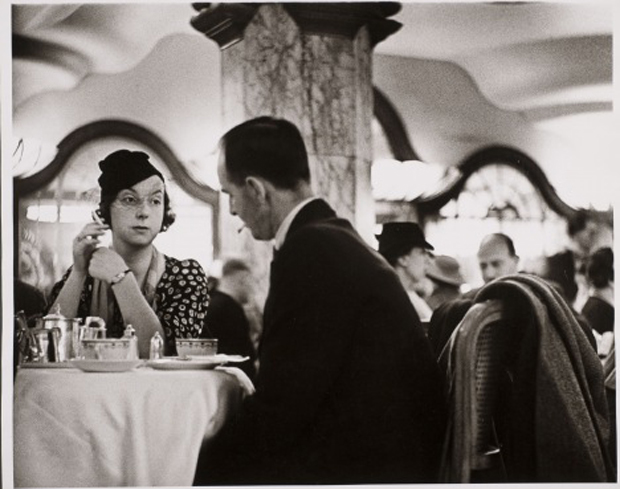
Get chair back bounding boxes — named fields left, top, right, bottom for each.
left=439, top=299, right=511, bottom=482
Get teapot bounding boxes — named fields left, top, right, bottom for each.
left=36, top=305, right=105, bottom=362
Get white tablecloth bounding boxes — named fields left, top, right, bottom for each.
left=14, top=366, right=249, bottom=487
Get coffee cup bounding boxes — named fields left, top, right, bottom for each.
left=81, top=338, right=132, bottom=360
left=175, top=338, right=218, bottom=357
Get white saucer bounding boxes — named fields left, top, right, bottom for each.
left=187, top=354, right=249, bottom=363
left=147, top=357, right=225, bottom=370
left=70, top=359, right=143, bottom=372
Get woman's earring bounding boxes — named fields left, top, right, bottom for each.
left=161, top=209, right=175, bottom=232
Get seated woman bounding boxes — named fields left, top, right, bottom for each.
left=48, top=149, right=209, bottom=357
left=581, top=247, right=614, bottom=337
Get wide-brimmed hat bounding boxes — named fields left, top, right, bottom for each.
left=427, top=255, right=465, bottom=286
left=376, top=222, right=434, bottom=257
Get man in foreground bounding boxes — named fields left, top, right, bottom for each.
left=196, top=116, right=446, bottom=484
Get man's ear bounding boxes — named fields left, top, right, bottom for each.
left=245, top=176, right=267, bottom=202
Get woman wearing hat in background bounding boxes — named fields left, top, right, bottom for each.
left=376, top=222, right=434, bottom=322
left=425, top=255, right=466, bottom=310
left=48, top=149, right=209, bottom=357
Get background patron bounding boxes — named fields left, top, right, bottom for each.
left=376, top=222, right=434, bottom=322
left=203, top=257, right=258, bottom=381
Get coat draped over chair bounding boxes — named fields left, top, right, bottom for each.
left=439, top=273, right=614, bottom=483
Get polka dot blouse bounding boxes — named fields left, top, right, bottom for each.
left=48, top=256, right=210, bottom=352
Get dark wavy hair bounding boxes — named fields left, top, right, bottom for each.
left=97, top=190, right=176, bottom=232
left=219, top=116, right=310, bottom=189
left=586, top=247, right=613, bottom=288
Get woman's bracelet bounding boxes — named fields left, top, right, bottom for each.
left=110, top=269, right=132, bottom=286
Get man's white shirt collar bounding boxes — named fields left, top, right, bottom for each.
left=274, top=197, right=317, bottom=250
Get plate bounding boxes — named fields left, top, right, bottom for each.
left=70, top=359, right=143, bottom=372
left=20, top=361, right=77, bottom=369
left=147, top=357, right=225, bottom=370
left=187, top=354, right=249, bottom=363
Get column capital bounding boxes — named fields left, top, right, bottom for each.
left=191, top=2, right=401, bottom=49
left=283, top=2, right=401, bottom=46
left=190, top=3, right=260, bottom=49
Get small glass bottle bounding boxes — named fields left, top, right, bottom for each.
left=149, top=332, right=164, bottom=360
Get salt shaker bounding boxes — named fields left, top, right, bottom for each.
left=149, top=332, right=164, bottom=360
left=122, top=324, right=139, bottom=360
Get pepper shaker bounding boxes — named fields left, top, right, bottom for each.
left=149, top=332, right=164, bottom=360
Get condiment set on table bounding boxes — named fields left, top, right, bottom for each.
left=16, top=306, right=246, bottom=372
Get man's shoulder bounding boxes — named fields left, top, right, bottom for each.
left=286, top=218, right=373, bottom=261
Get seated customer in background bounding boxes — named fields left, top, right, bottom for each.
left=15, top=278, right=47, bottom=320
left=463, top=232, right=520, bottom=299
left=426, top=254, right=465, bottom=310
left=197, top=116, right=446, bottom=484
left=581, top=247, right=614, bottom=351
left=203, top=257, right=257, bottom=381
left=14, top=278, right=48, bottom=371
left=544, top=209, right=601, bottom=308
left=375, top=222, right=434, bottom=322
left=477, top=233, right=520, bottom=284
left=47, top=149, right=209, bottom=357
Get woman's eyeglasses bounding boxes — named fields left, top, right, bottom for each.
left=113, top=194, right=163, bottom=209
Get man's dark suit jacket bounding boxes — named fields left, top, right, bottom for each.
left=197, top=199, right=446, bottom=484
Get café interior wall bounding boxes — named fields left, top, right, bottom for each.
left=13, top=33, right=222, bottom=166
left=374, top=54, right=565, bottom=168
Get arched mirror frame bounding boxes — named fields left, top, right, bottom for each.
left=372, top=86, right=579, bottom=222
left=13, top=119, right=221, bottom=275
left=415, top=145, right=578, bottom=221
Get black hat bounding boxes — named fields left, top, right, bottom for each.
left=98, top=150, right=163, bottom=196
left=376, top=222, right=434, bottom=257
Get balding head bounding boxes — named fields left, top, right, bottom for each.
left=477, top=233, right=519, bottom=283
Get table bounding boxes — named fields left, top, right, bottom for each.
left=13, top=365, right=249, bottom=487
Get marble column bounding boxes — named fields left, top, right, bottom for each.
left=191, top=2, right=401, bottom=305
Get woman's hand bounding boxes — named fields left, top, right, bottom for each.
left=73, top=223, right=109, bottom=273
left=88, top=248, right=129, bottom=283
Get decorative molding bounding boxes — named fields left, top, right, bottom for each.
left=190, top=3, right=401, bottom=49
left=190, top=3, right=260, bottom=49
left=283, top=2, right=402, bottom=46
left=373, top=86, right=418, bottom=161
left=414, top=146, right=577, bottom=219
left=13, top=34, right=89, bottom=73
